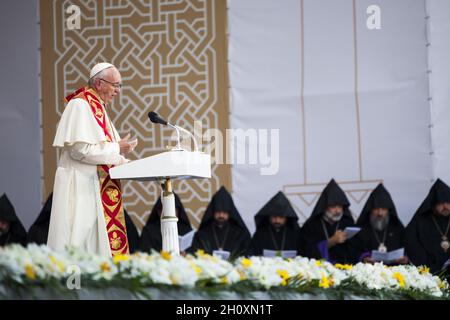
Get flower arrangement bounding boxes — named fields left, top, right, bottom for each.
left=0, top=244, right=448, bottom=300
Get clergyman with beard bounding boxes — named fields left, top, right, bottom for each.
left=300, top=179, right=356, bottom=264
left=406, top=179, right=450, bottom=273
left=247, top=191, right=303, bottom=257
left=349, top=184, right=408, bottom=264
left=189, top=187, right=251, bottom=260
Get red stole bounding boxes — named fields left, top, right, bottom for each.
left=66, top=87, right=129, bottom=256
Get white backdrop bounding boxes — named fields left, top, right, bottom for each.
left=0, top=0, right=41, bottom=230
left=427, top=0, right=450, bottom=183
left=228, top=0, right=448, bottom=233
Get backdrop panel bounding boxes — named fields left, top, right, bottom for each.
left=229, top=0, right=434, bottom=233
left=0, top=0, right=41, bottom=230
left=427, top=0, right=450, bottom=184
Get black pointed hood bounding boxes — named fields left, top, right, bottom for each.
left=356, top=184, right=402, bottom=227
left=305, top=179, right=353, bottom=223
left=0, top=194, right=27, bottom=239
left=31, top=193, right=52, bottom=226
left=144, top=192, right=192, bottom=230
left=254, top=191, right=298, bottom=228
left=199, top=186, right=249, bottom=233
left=27, top=193, right=52, bottom=244
left=410, top=179, right=450, bottom=223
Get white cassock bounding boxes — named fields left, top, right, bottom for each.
left=47, top=97, right=128, bottom=257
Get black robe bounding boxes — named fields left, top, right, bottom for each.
left=300, top=179, right=355, bottom=263
left=406, top=179, right=450, bottom=273
left=0, top=194, right=27, bottom=246
left=248, top=191, right=303, bottom=256
left=27, top=193, right=52, bottom=245
left=188, top=186, right=251, bottom=260
left=350, top=184, right=405, bottom=263
left=140, top=193, right=192, bottom=253
left=190, top=223, right=250, bottom=259
left=124, top=210, right=140, bottom=254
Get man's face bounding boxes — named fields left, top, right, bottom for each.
left=214, top=211, right=229, bottom=226
left=0, top=220, right=10, bottom=236
left=434, top=202, right=450, bottom=217
left=370, top=207, right=389, bottom=231
left=326, top=205, right=343, bottom=216
left=371, top=207, right=389, bottom=219
left=270, top=215, right=287, bottom=230
left=95, top=68, right=122, bottom=105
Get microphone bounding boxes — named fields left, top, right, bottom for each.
left=148, top=111, right=168, bottom=125
left=147, top=111, right=199, bottom=152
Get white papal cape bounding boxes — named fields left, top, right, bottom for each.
left=47, top=88, right=128, bottom=257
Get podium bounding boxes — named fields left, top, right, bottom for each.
left=110, top=150, right=211, bottom=254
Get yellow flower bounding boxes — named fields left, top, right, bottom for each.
left=418, top=266, right=430, bottom=274
left=393, top=272, right=405, bottom=288
left=196, top=249, right=205, bottom=257
left=25, top=264, right=36, bottom=280
left=49, top=255, right=65, bottom=272
left=220, top=276, right=229, bottom=284
left=319, top=275, right=330, bottom=289
left=189, top=262, right=202, bottom=274
left=112, top=254, right=130, bottom=264
left=335, top=263, right=353, bottom=270
left=315, top=260, right=322, bottom=267
left=238, top=270, right=246, bottom=281
left=241, top=258, right=252, bottom=268
left=277, top=269, right=289, bottom=286
left=277, top=269, right=289, bottom=279
left=100, top=262, right=111, bottom=272
left=160, top=251, right=172, bottom=261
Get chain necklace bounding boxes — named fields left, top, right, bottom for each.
left=321, top=218, right=340, bottom=240
left=371, top=226, right=388, bottom=253
left=212, top=224, right=230, bottom=251
left=269, top=226, right=287, bottom=251
left=431, top=215, right=450, bottom=252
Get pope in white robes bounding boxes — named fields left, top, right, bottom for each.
left=47, top=63, right=137, bottom=257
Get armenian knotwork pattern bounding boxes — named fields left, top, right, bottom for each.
left=52, top=0, right=222, bottom=229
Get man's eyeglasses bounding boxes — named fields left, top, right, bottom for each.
left=99, top=78, right=122, bottom=89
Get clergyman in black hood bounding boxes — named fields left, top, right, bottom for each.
left=189, top=186, right=251, bottom=260
left=0, top=194, right=27, bottom=246
left=349, top=184, right=408, bottom=264
left=300, top=179, right=355, bottom=264
left=247, top=191, right=303, bottom=257
left=405, top=179, right=450, bottom=273
left=140, top=192, right=192, bottom=253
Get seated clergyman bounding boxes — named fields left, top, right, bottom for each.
left=406, top=179, right=450, bottom=273
left=189, top=186, right=251, bottom=260
left=300, top=179, right=355, bottom=264
left=247, top=191, right=303, bottom=257
left=0, top=194, right=27, bottom=247
left=139, top=193, right=192, bottom=253
left=349, top=184, right=408, bottom=265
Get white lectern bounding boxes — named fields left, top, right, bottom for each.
left=110, top=150, right=211, bottom=254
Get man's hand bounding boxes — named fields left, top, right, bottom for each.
left=363, top=256, right=376, bottom=264
left=327, top=230, right=347, bottom=248
left=394, top=256, right=409, bottom=265
left=118, top=133, right=138, bottom=155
